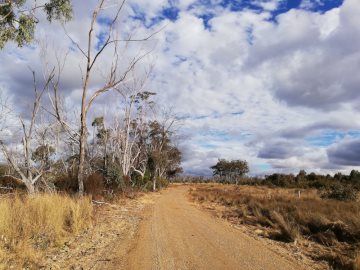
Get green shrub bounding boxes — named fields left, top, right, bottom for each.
left=320, top=184, right=358, bottom=201
left=157, top=177, right=169, bottom=189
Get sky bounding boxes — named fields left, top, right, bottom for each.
left=1, top=0, right=360, bottom=176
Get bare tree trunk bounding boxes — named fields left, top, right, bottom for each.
left=78, top=56, right=90, bottom=196
left=77, top=0, right=100, bottom=196
left=104, top=133, right=108, bottom=173
left=25, top=181, right=36, bottom=194
left=78, top=122, right=86, bottom=195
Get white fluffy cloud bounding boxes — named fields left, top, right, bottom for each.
left=1, top=0, right=359, bottom=176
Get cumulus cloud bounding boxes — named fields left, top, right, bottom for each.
left=247, top=1, right=360, bottom=111
left=1, top=0, right=359, bottom=175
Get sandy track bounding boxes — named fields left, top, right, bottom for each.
left=126, top=185, right=308, bottom=270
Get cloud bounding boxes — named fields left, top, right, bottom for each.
left=1, top=0, right=359, bottom=176
left=246, top=1, right=360, bottom=111
left=258, top=141, right=300, bottom=159
left=328, top=138, right=360, bottom=166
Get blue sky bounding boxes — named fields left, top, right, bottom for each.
left=1, top=0, right=360, bottom=176
left=131, top=0, right=344, bottom=26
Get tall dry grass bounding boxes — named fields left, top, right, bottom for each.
left=355, top=253, right=360, bottom=270
left=190, top=185, right=360, bottom=270
left=0, top=193, right=93, bottom=268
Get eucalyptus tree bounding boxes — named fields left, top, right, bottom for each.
left=110, top=90, right=156, bottom=187
left=48, top=0, right=156, bottom=195
left=147, top=118, right=182, bottom=191
left=211, top=159, right=249, bottom=184
left=0, top=0, right=72, bottom=48
left=91, top=116, right=110, bottom=174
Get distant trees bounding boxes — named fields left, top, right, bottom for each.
left=350, top=169, right=360, bottom=182
left=206, top=161, right=360, bottom=201
left=109, top=91, right=155, bottom=189
left=257, top=170, right=360, bottom=201
left=210, top=159, right=249, bottom=184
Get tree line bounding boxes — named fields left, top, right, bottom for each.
left=206, top=158, right=360, bottom=201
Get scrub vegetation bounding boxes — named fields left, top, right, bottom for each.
left=190, top=184, right=360, bottom=270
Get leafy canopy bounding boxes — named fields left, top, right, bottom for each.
left=211, top=159, right=249, bottom=179
left=0, top=0, right=72, bottom=48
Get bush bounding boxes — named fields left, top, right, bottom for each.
left=320, top=184, right=358, bottom=201
left=0, top=176, right=26, bottom=193
left=84, top=173, right=104, bottom=199
left=105, top=163, right=124, bottom=190
left=53, top=175, right=78, bottom=193
left=157, top=177, right=169, bottom=189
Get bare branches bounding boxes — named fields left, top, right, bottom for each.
left=63, top=28, right=88, bottom=59
left=0, top=69, right=56, bottom=193
left=89, top=0, right=125, bottom=71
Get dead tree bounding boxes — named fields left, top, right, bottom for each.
left=111, top=87, right=155, bottom=187
left=0, top=71, right=54, bottom=193
left=48, top=0, right=157, bottom=195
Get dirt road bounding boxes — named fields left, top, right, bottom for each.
left=127, top=185, right=307, bottom=270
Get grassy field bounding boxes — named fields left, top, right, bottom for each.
left=0, top=194, right=93, bottom=269
left=189, top=184, right=360, bottom=270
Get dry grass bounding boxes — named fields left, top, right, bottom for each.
left=190, top=184, right=360, bottom=270
left=0, top=193, right=93, bottom=268
left=355, top=253, right=360, bottom=270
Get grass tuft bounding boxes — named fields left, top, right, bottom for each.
left=0, top=193, right=92, bottom=268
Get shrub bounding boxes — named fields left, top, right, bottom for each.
left=105, top=163, right=123, bottom=189
left=53, top=175, right=78, bottom=193
left=84, top=173, right=104, bottom=199
left=0, top=176, right=27, bottom=192
left=157, top=177, right=169, bottom=189
left=320, top=184, right=358, bottom=201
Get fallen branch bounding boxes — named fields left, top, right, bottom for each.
left=0, top=186, right=13, bottom=190
left=91, top=200, right=116, bottom=207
